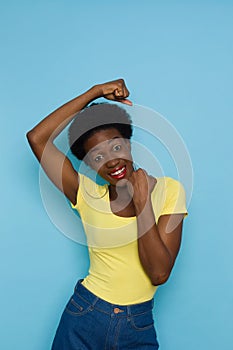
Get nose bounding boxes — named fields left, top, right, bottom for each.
left=106, top=157, right=120, bottom=169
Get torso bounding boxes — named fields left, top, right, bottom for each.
left=110, top=199, right=136, bottom=218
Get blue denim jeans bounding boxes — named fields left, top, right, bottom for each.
left=51, top=279, right=159, bottom=349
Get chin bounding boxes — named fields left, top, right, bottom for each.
left=114, top=178, right=129, bottom=187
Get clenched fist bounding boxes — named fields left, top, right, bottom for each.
left=127, top=168, right=157, bottom=210
left=97, top=78, right=132, bottom=105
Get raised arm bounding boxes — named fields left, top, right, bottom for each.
left=26, top=79, right=132, bottom=205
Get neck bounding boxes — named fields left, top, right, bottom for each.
left=109, top=183, right=132, bottom=202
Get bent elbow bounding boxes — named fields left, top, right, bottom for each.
left=151, top=272, right=170, bottom=286
left=26, top=130, right=47, bottom=153
left=26, top=130, right=38, bottom=145
left=26, top=130, right=46, bottom=162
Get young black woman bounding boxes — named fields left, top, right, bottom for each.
left=26, top=79, right=188, bottom=349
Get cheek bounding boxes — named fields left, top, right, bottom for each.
left=88, top=161, right=105, bottom=174
left=114, top=144, right=132, bottom=161
left=122, top=150, right=133, bottom=162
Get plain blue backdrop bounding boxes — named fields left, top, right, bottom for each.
left=1, top=1, right=233, bottom=349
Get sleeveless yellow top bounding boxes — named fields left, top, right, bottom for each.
left=70, top=174, right=188, bottom=305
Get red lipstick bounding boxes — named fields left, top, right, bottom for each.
left=109, top=166, right=126, bottom=179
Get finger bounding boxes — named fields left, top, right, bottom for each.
left=135, top=168, right=148, bottom=181
left=137, top=167, right=147, bottom=174
left=122, top=85, right=127, bottom=97
left=115, top=87, right=124, bottom=97
left=114, top=89, right=132, bottom=105
left=128, top=169, right=136, bottom=182
left=122, top=84, right=131, bottom=100
left=123, top=85, right=130, bottom=98
left=119, top=99, right=133, bottom=106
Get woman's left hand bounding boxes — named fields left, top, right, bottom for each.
left=127, top=168, right=157, bottom=210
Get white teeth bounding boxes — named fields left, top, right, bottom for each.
left=111, top=167, right=125, bottom=176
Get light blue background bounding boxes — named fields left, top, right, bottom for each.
left=1, top=1, right=233, bottom=349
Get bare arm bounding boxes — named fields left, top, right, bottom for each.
left=129, top=169, right=185, bottom=285
left=26, top=79, right=132, bottom=205
left=137, top=206, right=184, bottom=285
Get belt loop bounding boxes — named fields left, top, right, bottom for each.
left=92, top=296, right=99, bottom=308
left=127, top=305, right=131, bottom=317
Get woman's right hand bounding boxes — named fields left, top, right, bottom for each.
left=97, top=79, right=132, bottom=105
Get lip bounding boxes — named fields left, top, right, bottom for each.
left=109, top=166, right=127, bottom=179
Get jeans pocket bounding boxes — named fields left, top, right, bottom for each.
left=65, top=293, right=93, bottom=316
left=129, top=310, right=155, bottom=331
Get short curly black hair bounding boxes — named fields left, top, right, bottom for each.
left=68, top=102, right=133, bottom=160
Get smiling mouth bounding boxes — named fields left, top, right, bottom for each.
left=109, top=166, right=126, bottom=179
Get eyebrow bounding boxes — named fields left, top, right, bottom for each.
left=89, top=136, right=121, bottom=154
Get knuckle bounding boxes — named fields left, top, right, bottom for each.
left=118, top=79, right=125, bottom=87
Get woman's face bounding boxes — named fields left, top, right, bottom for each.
left=83, top=128, right=134, bottom=186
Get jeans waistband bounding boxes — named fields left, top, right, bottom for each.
left=74, top=279, right=154, bottom=316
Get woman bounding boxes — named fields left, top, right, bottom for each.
left=26, top=79, right=188, bottom=349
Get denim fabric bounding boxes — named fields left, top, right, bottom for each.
left=51, top=279, right=159, bottom=350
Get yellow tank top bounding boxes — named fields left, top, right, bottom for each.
left=70, top=174, right=188, bottom=305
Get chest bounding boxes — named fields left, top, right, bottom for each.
left=109, top=199, right=136, bottom=218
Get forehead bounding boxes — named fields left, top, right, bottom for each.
left=84, top=128, right=124, bottom=153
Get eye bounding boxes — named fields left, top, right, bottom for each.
left=94, top=154, right=104, bottom=163
left=113, top=144, right=121, bottom=152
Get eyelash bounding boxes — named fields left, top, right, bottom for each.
left=113, top=144, right=121, bottom=152
left=94, top=155, right=104, bottom=163
left=93, top=144, right=122, bottom=162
